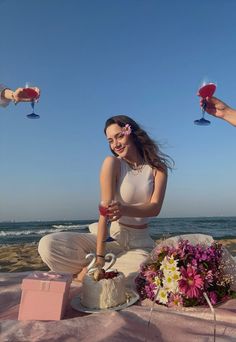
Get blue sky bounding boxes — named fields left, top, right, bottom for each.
left=1, top=0, right=236, bottom=221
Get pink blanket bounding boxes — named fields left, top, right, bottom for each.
left=1, top=272, right=236, bottom=342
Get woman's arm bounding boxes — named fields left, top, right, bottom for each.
left=0, top=85, right=40, bottom=107
left=0, top=85, right=11, bottom=107
left=110, top=168, right=167, bottom=219
left=96, top=156, right=119, bottom=265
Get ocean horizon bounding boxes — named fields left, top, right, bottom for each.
left=1, top=216, right=236, bottom=246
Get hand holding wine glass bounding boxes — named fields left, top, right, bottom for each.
left=194, top=82, right=216, bottom=126
left=99, top=201, right=116, bottom=242
left=13, top=87, right=40, bottom=103
left=200, top=96, right=230, bottom=119
left=107, top=201, right=122, bottom=221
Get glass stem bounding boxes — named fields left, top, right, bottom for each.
left=202, top=101, right=207, bottom=118
left=31, top=101, right=35, bottom=113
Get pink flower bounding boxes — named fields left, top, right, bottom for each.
left=168, top=293, right=183, bottom=307
left=122, top=124, right=132, bottom=135
left=179, top=265, right=203, bottom=298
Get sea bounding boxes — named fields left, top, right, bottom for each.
left=0, top=216, right=236, bottom=246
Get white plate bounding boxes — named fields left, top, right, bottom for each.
left=70, top=289, right=139, bottom=313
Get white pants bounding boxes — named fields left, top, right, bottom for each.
left=38, top=221, right=155, bottom=288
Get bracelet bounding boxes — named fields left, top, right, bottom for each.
left=96, top=254, right=105, bottom=259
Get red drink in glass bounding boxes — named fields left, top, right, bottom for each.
left=22, top=88, right=39, bottom=99
left=99, top=204, right=109, bottom=217
left=197, top=83, right=216, bottom=99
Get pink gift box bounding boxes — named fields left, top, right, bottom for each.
left=18, top=271, right=73, bottom=320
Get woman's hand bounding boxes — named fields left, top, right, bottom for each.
left=93, top=257, right=105, bottom=280
left=108, top=201, right=124, bottom=221
left=95, top=256, right=105, bottom=268
left=13, top=87, right=40, bottom=103
left=200, top=96, right=230, bottom=119
left=93, top=267, right=106, bottom=281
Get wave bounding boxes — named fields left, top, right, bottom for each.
left=52, top=224, right=89, bottom=230
left=0, top=229, right=59, bottom=237
left=0, top=230, right=33, bottom=237
left=0, top=224, right=89, bottom=237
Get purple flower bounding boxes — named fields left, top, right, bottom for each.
left=208, top=291, right=218, bottom=305
left=145, top=283, right=157, bottom=301
left=143, top=269, right=156, bottom=283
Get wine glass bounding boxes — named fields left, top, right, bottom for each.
left=98, top=201, right=116, bottom=242
left=194, top=82, right=216, bottom=126
left=24, top=83, right=40, bottom=119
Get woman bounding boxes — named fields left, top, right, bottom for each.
left=0, top=84, right=40, bottom=107
left=38, top=115, right=173, bottom=287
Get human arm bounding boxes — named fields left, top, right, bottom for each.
left=0, top=85, right=40, bottom=106
left=95, top=156, right=119, bottom=267
left=109, top=168, right=167, bottom=219
left=0, top=84, right=11, bottom=107
left=200, top=96, right=236, bottom=127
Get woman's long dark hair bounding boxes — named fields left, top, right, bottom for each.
left=104, top=115, right=174, bottom=173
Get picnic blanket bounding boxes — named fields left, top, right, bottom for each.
left=1, top=272, right=236, bottom=342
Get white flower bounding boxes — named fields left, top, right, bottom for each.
left=157, top=287, right=169, bottom=304
left=153, top=276, right=161, bottom=287
left=168, top=256, right=178, bottom=267
left=163, top=277, right=177, bottom=292
left=163, top=274, right=173, bottom=286
left=163, top=280, right=179, bottom=293
left=162, top=269, right=181, bottom=293
left=160, top=256, right=179, bottom=274
left=172, top=271, right=181, bottom=282
left=160, top=256, right=169, bottom=270
left=168, top=264, right=179, bottom=273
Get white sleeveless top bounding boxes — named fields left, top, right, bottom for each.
left=115, top=158, right=154, bottom=225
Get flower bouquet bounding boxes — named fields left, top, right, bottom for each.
left=135, top=239, right=235, bottom=308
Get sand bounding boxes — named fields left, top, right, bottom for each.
left=0, top=243, right=49, bottom=273
left=0, top=239, right=236, bottom=273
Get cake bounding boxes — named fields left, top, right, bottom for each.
left=81, top=270, right=126, bottom=309
left=81, top=253, right=127, bottom=309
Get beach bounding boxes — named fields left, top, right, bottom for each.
left=0, top=243, right=49, bottom=273
left=1, top=239, right=236, bottom=273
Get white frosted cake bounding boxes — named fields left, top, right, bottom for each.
left=81, top=271, right=126, bottom=309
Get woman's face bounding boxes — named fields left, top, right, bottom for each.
left=106, top=123, right=135, bottom=158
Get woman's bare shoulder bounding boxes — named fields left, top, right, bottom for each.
left=101, top=156, right=120, bottom=171
left=152, top=166, right=168, bottom=178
